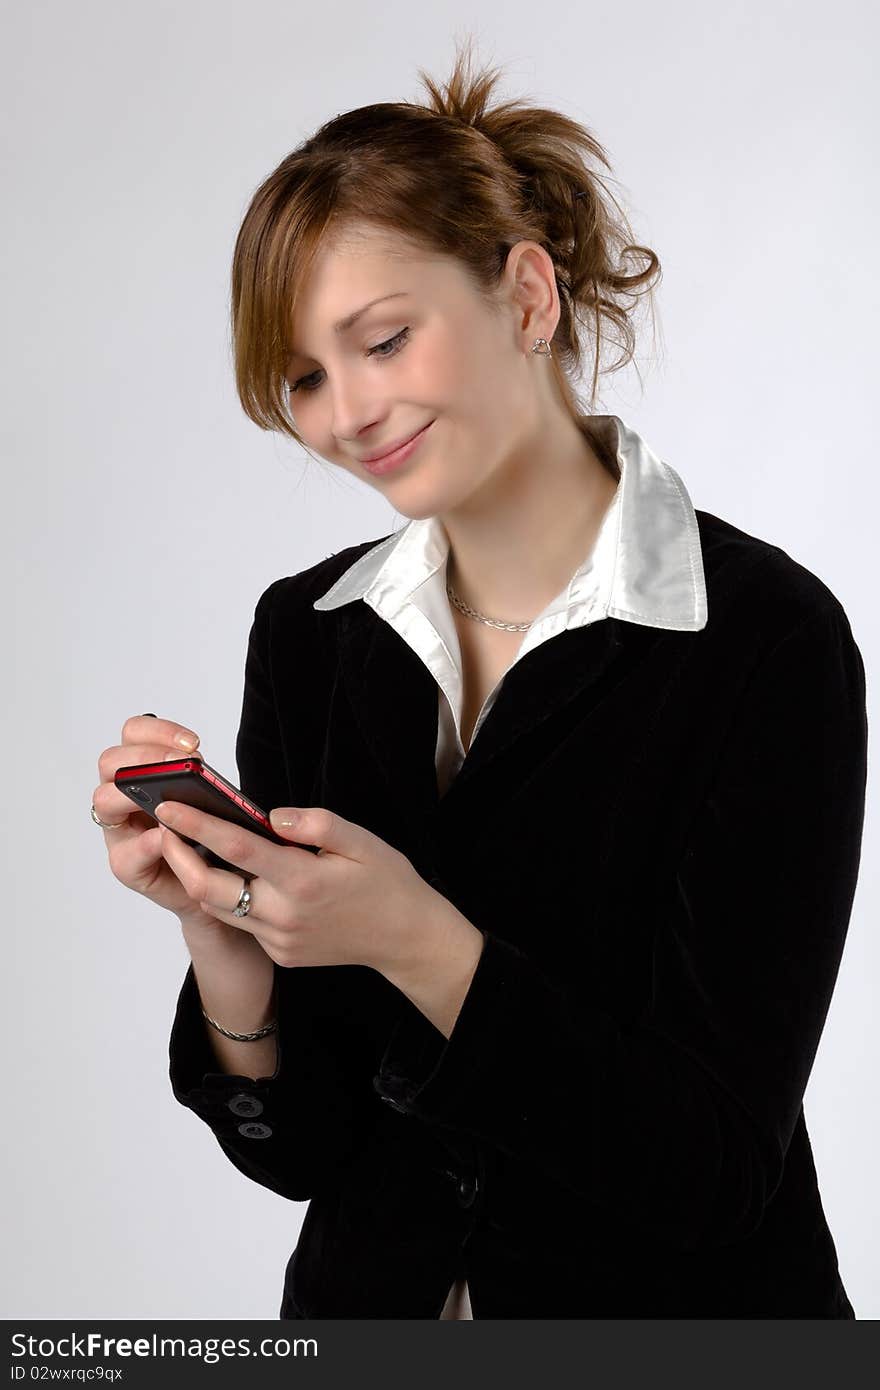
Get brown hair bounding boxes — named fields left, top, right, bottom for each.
left=230, top=36, right=661, bottom=449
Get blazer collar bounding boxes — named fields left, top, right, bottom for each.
left=308, top=415, right=708, bottom=823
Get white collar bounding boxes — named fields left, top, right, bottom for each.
left=313, top=415, right=708, bottom=650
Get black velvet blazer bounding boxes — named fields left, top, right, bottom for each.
left=168, top=507, right=868, bottom=1319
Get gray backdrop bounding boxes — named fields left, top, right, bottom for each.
left=3, top=0, right=877, bottom=1319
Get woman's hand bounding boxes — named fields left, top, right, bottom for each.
left=154, top=799, right=450, bottom=977
left=93, top=713, right=228, bottom=937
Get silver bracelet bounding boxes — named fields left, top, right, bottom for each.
left=201, top=1009, right=278, bottom=1042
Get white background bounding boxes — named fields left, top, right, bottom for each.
left=3, top=0, right=877, bottom=1318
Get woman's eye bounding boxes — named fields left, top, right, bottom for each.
left=290, top=372, right=321, bottom=394
left=367, top=326, right=410, bottom=360
left=288, top=326, right=411, bottom=394
left=289, top=370, right=321, bottom=394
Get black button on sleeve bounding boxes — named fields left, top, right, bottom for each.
left=237, top=1121, right=273, bottom=1139
left=227, top=1093, right=264, bottom=1118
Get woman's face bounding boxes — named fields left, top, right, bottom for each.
left=283, top=221, right=549, bottom=520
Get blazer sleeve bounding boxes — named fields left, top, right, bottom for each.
left=167, top=578, right=376, bottom=1202
left=372, top=599, right=869, bottom=1251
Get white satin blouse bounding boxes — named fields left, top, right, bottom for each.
left=312, top=413, right=709, bottom=1317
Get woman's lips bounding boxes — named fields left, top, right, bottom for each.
left=361, top=421, right=434, bottom=475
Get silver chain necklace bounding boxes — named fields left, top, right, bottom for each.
left=445, top=580, right=533, bottom=633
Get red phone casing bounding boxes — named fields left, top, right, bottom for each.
left=114, top=757, right=318, bottom=874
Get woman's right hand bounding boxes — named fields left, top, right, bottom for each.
left=93, top=713, right=229, bottom=937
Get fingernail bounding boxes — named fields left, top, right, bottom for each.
left=176, top=732, right=198, bottom=749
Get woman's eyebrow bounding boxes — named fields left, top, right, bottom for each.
left=286, top=291, right=411, bottom=363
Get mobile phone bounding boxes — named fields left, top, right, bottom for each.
left=114, top=756, right=319, bottom=876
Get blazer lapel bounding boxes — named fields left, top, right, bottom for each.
left=335, top=600, right=441, bottom=818
left=335, top=597, right=650, bottom=819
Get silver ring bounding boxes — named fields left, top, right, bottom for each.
left=232, top=878, right=253, bottom=917
left=91, top=803, right=127, bottom=830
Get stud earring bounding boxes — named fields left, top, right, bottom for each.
left=531, top=337, right=552, bottom=356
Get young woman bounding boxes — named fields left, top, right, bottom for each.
left=92, top=42, right=868, bottom=1319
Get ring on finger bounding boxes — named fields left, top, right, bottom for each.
left=232, top=877, right=254, bottom=918
left=91, top=803, right=128, bottom=830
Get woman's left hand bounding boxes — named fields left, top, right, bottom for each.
left=154, top=800, right=445, bottom=977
